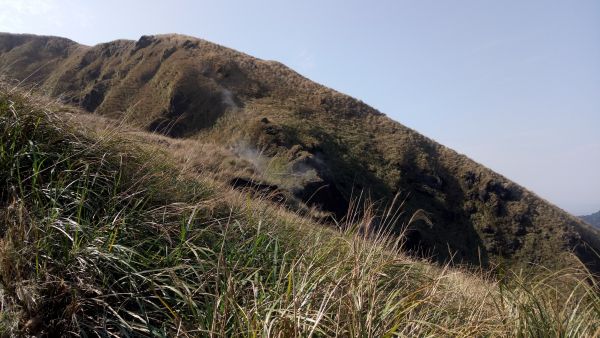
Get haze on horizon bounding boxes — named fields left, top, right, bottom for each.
left=1, top=0, right=598, bottom=215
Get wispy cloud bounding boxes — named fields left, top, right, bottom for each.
left=0, top=0, right=57, bottom=30
left=0, top=0, right=92, bottom=33
left=0, top=0, right=54, bottom=15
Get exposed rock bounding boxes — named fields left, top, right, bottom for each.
left=182, top=39, right=199, bottom=49
left=134, top=35, right=155, bottom=51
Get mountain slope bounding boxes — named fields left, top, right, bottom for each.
left=582, top=210, right=600, bottom=228
left=1, top=32, right=599, bottom=272
left=2, top=86, right=599, bottom=336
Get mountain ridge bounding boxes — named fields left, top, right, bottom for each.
left=1, top=32, right=599, bottom=272
left=582, top=210, right=600, bottom=228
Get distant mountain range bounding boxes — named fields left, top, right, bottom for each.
left=1, top=32, right=600, bottom=273
left=581, top=210, right=600, bottom=228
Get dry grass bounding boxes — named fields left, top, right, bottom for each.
left=0, top=85, right=599, bottom=337
left=2, top=32, right=600, bottom=272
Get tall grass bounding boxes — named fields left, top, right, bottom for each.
left=0, top=91, right=599, bottom=337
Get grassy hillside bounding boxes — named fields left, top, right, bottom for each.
left=582, top=210, right=600, bottom=228
left=1, top=84, right=600, bottom=336
left=1, top=32, right=600, bottom=273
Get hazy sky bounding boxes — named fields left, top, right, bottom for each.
left=1, top=0, right=598, bottom=215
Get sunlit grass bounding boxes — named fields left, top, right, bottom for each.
left=0, top=90, right=599, bottom=336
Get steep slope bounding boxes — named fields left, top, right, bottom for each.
left=2, top=87, right=599, bottom=337
left=582, top=210, right=600, bottom=228
left=1, top=32, right=599, bottom=272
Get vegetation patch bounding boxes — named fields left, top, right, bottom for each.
left=0, top=90, right=599, bottom=337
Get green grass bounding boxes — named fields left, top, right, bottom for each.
left=0, top=91, right=600, bottom=337
left=4, top=32, right=600, bottom=273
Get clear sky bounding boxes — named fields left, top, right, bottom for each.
left=1, top=0, right=599, bottom=215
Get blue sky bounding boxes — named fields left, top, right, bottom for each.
left=1, top=0, right=599, bottom=215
